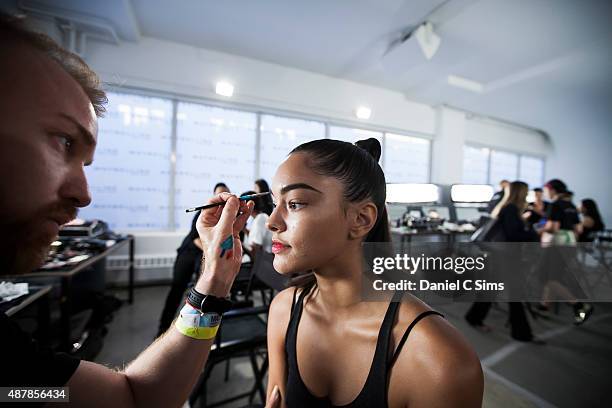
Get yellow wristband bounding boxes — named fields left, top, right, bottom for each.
left=175, top=317, right=220, bottom=340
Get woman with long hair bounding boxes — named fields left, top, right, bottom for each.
left=578, top=198, right=605, bottom=242
left=265, top=138, right=483, bottom=407
left=465, top=181, right=542, bottom=342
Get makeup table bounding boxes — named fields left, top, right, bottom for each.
left=390, top=227, right=473, bottom=253
left=3, top=235, right=134, bottom=351
left=1, top=285, right=52, bottom=346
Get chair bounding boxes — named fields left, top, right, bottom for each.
left=251, top=250, right=289, bottom=296
left=188, top=304, right=269, bottom=408
left=189, top=249, right=288, bottom=408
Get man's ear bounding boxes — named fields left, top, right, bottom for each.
left=348, top=202, right=378, bottom=240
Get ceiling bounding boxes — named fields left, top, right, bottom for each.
left=10, top=0, right=612, bottom=139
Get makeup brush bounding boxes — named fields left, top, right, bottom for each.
left=185, top=192, right=270, bottom=213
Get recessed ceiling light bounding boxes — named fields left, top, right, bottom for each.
left=355, top=106, right=372, bottom=120
left=447, top=75, right=485, bottom=93
left=215, top=81, right=234, bottom=97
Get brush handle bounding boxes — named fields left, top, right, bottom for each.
left=185, top=192, right=270, bottom=213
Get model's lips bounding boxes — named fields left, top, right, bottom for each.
left=271, top=240, right=290, bottom=254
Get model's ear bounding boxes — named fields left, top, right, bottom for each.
left=347, top=202, right=378, bottom=240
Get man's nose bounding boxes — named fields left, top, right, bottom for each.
left=60, top=166, right=92, bottom=208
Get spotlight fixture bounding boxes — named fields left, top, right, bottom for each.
left=414, top=22, right=440, bottom=60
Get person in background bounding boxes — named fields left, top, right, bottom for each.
left=541, top=179, right=580, bottom=243
left=487, top=179, right=509, bottom=213
left=466, top=181, right=543, bottom=343
left=526, top=187, right=549, bottom=227
left=254, top=178, right=274, bottom=215
left=577, top=198, right=605, bottom=242
left=538, top=179, right=593, bottom=324
left=157, top=182, right=230, bottom=337
left=243, top=192, right=274, bottom=263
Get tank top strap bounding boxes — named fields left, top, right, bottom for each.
left=387, top=310, right=445, bottom=368
left=290, top=286, right=299, bottom=315
left=356, top=297, right=402, bottom=399
left=286, top=283, right=315, bottom=355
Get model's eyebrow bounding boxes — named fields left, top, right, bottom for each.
left=279, top=183, right=323, bottom=195
left=58, top=113, right=96, bottom=147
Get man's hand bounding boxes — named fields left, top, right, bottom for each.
left=195, top=193, right=253, bottom=297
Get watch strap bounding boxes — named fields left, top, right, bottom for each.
left=187, top=287, right=233, bottom=314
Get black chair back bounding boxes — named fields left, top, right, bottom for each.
left=251, top=250, right=289, bottom=291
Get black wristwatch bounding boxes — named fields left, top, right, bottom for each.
left=187, top=287, right=233, bottom=314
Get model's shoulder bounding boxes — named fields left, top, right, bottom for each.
left=270, top=286, right=296, bottom=310
left=391, top=303, right=483, bottom=406
left=268, top=286, right=298, bottom=328
left=395, top=303, right=482, bottom=385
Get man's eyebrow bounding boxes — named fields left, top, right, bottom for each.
left=59, top=113, right=96, bottom=147
left=279, top=183, right=323, bottom=195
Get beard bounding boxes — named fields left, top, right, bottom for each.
left=0, top=236, right=50, bottom=275
left=0, top=202, right=76, bottom=275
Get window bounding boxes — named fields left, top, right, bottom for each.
left=329, top=125, right=384, bottom=165
left=174, top=103, right=257, bottom=230
left=384, top=133, right=430, bottom=183
left=489, top=150, right=518, bottom=185
left=329, top=126, right=383, bottom=145
left=259, top=115, right=325, bottom=182
left=80, top=92, right=173, bottom=230
left=79, top=91, right=435, bottom=232
left=463, top=144, right=545, bottom=187
left=519, top=155, right=545, bottom=189
left=462, top=146, right=490, bottom=184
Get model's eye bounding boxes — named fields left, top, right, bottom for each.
left=288, top=202, right=306, bottom=210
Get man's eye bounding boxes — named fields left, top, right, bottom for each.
left=58, top=135, right=73, bottom=150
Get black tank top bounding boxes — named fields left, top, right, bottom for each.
left=284, top=284, right=444, bottom=408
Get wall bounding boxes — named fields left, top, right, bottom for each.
left=27, top=21, right=604, bottom=284
left=545, top=118, right=612, bottom=227
left=82, top=35, right=442, bottom=283
left=85, top=36, right=436, bottom=136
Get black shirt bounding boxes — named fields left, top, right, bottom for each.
left=498, top=204, right=539, bottom=242
left=177, top=211, right=202, bottom=254
left=547, top=199, right=579, bottom=231
left=526, top=201, right=549, bottom=226
left=487, top=190, right=505, bottom=213
left=579, top=217, right=605, bottom=242
left=0, top=312, right=80, bottom=387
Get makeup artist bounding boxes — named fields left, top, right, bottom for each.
left=0, top=13, right=281, bottom=408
